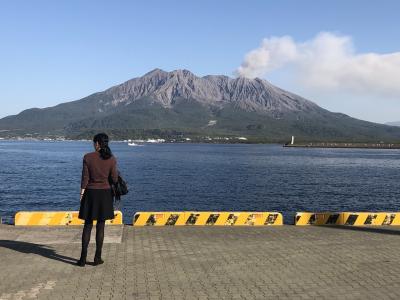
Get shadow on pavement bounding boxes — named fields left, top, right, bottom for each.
left=0, top=240, right=78, bottom=265
left=324, top=225, right=400, bottom=236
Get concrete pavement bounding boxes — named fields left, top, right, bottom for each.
left=1, top=225, right=400, bottom=299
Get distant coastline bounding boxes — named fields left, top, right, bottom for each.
left=0, top=136, right=254, bottom=144
left=2, top=137, right=400, bottom=147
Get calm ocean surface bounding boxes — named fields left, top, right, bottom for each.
left=1, top=140, right=399, bottom=224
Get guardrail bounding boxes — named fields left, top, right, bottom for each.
left=14, top=211, right=123, bottom=226
left=133, top=211, right=283, bottom=226
left=342, top=212, right=400, bottom=226
left=295, top=212, right=400, bottom=226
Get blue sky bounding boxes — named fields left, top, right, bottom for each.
left=1, top=0, right=399, bottom=123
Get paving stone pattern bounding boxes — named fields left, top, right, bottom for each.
left=1, top=225, right=400, bottom=299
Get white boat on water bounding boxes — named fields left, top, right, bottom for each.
left=128, top=142, right=143, bottom=147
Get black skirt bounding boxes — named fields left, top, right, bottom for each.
left=79, top=189, right=114, bottom=221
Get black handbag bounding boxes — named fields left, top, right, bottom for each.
left=109, top=173, right=128, bottom=201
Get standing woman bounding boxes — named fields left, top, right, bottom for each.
left=77, top=133, right=118, bottom=267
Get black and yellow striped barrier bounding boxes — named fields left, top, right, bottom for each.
left=295, top=212, right=344, bottom=225
left=342, top=212, right=400, bottom=226
left=295, top=212, right=400, bottom=226
left=14, top=211, right=123, bottom=226
left=133, top=211, right=283, bottom=226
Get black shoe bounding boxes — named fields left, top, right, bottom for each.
left=77, top=259, right=86, bottom=267
left=93, top=257, right=104, bottom=266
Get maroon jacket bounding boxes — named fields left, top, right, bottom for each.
left=81, top=151, right=118, bottom=189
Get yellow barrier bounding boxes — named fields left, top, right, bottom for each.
left=295, top=212, right=343, bottom=226
left=295, top=212, right=400, bottom=226
left=14, top=211, right=123, bottom=226
left=133, top=211, right=283, bottom=226
left=342, top=212, right=400, bottom=226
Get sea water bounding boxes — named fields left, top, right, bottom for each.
left=1, top=140, right=399, bottom=224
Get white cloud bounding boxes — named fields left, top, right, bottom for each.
left=236, top=36, right=298, bottom=78
left=236, top=32, right=400, bottom=99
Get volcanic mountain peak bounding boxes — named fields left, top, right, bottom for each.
left=103, top=68, right=319, bottom=112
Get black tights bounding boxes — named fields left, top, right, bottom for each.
left=80, top=220, right=105, bottom=260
